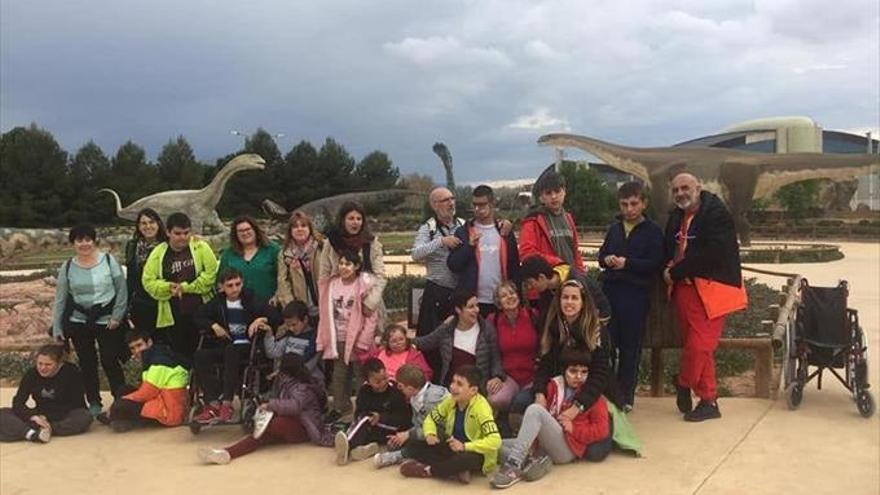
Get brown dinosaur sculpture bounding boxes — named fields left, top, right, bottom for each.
left=538, top=133, right=879, bottom=245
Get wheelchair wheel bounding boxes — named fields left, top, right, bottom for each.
left=856, top=390, right=875, bottom=419
left=785, top=382, right=804, bottom=410
left=188, top=405, right=202, bottom=435
left=241, top=401, right=257, bottom=434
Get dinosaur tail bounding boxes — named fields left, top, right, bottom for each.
left=97, top=188, right=123, bottom=214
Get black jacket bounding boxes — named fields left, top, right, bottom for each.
left=354, top=382, right=412, bottom=429
left=193, top=288, right=281, bottom=343
left=13, top=363, right=87, bottom=421
left=532, top=324, right=620, bottom=411
left=447, top=218, right=520, bottom=295
left=664, top=191, right=743, bottom=288
left=598, top=216, right=665, bottom=288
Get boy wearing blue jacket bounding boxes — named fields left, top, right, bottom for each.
left=597, top=181, right=664, bottom=411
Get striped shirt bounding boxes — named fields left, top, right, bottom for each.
left=411, top=217, right=464, bottom=289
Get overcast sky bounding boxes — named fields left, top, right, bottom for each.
left=2, top=0, right=878, bottom=183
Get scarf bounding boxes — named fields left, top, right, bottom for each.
left=135, top=239, right=159, bottom=267
left=285, top=238, right=318, bottom=271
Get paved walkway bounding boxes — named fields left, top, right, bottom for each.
left=1, top=242, right=877, bottom=495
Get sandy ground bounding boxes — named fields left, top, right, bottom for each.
left=1, top=242, right=877, bottom=495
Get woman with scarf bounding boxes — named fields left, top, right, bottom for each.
left=275, top=210, right=324, bottom=317
left=125, top=208, right=168, bottom=335
left=318, top=201, right=386, bottom=323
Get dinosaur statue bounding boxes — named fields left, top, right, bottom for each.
left=261, top=189, right=424, bottom=232
left=432, top=142, right=456, bottom=191
left=537, top=134, right=879, bottom=245
left=100, top=153, right=266, bottom=234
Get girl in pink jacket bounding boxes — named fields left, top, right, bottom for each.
left=317, top=249, right=378, bottom=420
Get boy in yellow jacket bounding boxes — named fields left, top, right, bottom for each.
left=399, top=365, right=501, bottom=484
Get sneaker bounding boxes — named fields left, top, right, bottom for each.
left=399, top=460, right=430, bottom=478
left=684, top=400, right=721, bottom=422
left=217, top=403, right=235, bottom=423
left=373, top=450, right=404, bottom=469
left=491, top=463, right=523, bottom=489
left=88, top=403, right=103, bottom=418
left=522, top=455, right=552, bottom=482
left=334, top=431, right=350, bottom=465
left=111, top=419, right=137, bottom=433
left=252, top=409, right=274, bottom=439
left=675, top=377, right=693, bottom=414
left=198, top=447, right=231, bottom=465
left=456, top=470, right=472, bottom=484
left=28, top=428, right=51, bottom=444
left=623, top=404, right=633, bottom=414
left=323, top=410, right=342, bottom=425
left=95, top=412, right=112, bottom=425
left=193, top=404, right=219, bottom=424
left=350, top=442, right=379, bottom=462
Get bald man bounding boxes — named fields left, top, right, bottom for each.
left=663, top=172, right=744, bottom=422
left=411, top=187, right=465, bottom=379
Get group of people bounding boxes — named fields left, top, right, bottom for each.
left=2, top=168, right=745, bottom=489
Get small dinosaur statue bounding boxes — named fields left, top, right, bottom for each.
left=537, top=133, right=879, bottom=245
left=100, top=153, right=265, bottom=233
left=261, top=189, right=424, bottom=232
left=433, top=142, right=456, bottom=191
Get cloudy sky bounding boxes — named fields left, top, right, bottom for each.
left=2, top=0, right=878, bottom=183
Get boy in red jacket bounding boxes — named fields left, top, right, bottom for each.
left=491, top=348, right=612, bottom=489
left=519, top=170, right=584, bottom=272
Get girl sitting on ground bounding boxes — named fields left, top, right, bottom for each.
left=198, top=353, right=334, bottom=464
left=373, top=324, right=433, bottom=383
left=0, top=344, right=92, bottom=443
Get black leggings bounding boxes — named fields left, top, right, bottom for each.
left=65, top=321, right=128, bottom=405
left=405, top=440, right=484, bottom=478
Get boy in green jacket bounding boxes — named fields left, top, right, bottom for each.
left=400, top=365, right=501, bottom=484
left=142, top=213, right=218, bottom=361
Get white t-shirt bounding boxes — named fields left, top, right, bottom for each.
left=475, top=222, right=502, bottom=304
left=453, top=322, right=480, bottom=356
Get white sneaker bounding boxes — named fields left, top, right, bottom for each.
left=334, top=431, right=350, bottom=465
left=198, top=447, right=231, bottom=465
left=37, top=427, right=52, bottom=443
left=252, top=409, right=274, bottom=439
left=373, top=450, right=404, bottom=469
left=350, top=442, right=379, bottom=461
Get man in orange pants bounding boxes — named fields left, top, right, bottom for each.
left=663, top=172, right=746, bottom=422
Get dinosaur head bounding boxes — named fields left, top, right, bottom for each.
left=226, top=153, right=266, bottom=171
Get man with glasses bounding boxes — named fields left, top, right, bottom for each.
left=412, top=187, right=465, bottom=379
left=447, top=185, right=520, bottom=317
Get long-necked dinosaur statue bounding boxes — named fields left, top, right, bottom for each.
left=261, top=189, right=423, bottom=232
left=100, top=153, right=265, bottom=233
left=432, top=142, right=456, bottom=191
left=538, top=134, right=879, bottom=245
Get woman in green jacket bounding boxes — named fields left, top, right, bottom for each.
left=218, top=215, right=280, bottom=303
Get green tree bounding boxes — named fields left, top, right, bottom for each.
left=157, top=136, right=205, bottom=190
left=558, top=161, right=617, bottom=225
left=68, top=141, right=114, bottom=224
left=775, top=180, right=819, bottom=221
left=354, top=151, right=399, bottom=190
left=0, top=124, right=69, bottom=226
left=107, top=141, right=160, bottom=206
left=280, top=140, right=320, bottom=209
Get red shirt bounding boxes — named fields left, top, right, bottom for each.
left=490, top=308, right=539, bottom=387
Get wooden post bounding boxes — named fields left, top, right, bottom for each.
left=768, top=304, right=781, bottom=322
left=651, top=348, right=664, bottom=397
left=754, top=343, right=773, bottom=398
left=402, top=262, right=407, bottom=276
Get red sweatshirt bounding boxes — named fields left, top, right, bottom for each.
left=489, top=308, right=538, bottom=387
left=546, top=376, right=610, bottom=458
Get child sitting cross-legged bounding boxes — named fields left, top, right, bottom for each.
left=399, top=365, right=501, bottom=484
left=373, top=363, right=449, bottom=469
left=334, top=358, right=411, bottom=465
left=199, top=352, right=334, bottom=465
left=490, top=348, right=614, bottom=489
left=192, top=268, right=279, bottom=424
